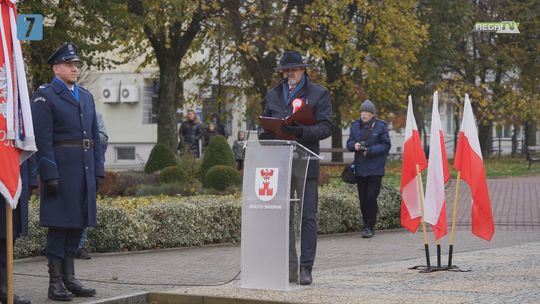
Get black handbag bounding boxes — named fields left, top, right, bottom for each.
left=341, top=163, right=357, bottom=184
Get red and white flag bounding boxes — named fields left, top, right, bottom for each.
left=0, top=0, right=36, bottom=208
left=453, top=94, right=494, bottom=241
left=424, top=92, right=450, bottom=240
left=400, top=95, right=427, bottom=233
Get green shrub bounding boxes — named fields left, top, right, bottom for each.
left=205, top=165, right=242, bottom=190
left=159, top=166, right=189, bottom=184
left=178, top=151, right=202, bottom=182
left=134, top=182, right=202, bottom=196
left=144, top=144, right=178, bottom=174
left=14, top=182, right=400, bottom=258
left=200, top=135, right=236, bottom=181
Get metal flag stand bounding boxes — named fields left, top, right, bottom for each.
left=408, top=165, right=447, bottom=273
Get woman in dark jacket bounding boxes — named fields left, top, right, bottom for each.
left=178, top=110, right=202, bottom=158
left=346, top=100, right=391, bottom=238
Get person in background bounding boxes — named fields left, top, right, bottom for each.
left=210, top=113, right=228, bottom=139
left=202, top=122, right=220, bottom=154
left=232, top=130, right=247, bottom=170
left=178, top=110, right=202, bottom=158
left=0, top=157, right=36, bottom=304
left=346, top=100, right=391, bottom=238
left=31, top=43, right=103, bottom=301
left=76, top=112, right=108, bottom=260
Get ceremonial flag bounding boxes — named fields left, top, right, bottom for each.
left=424, top=92, right=450, bottom=240
left=400, top=96, right=427, bottom=233
left=453, top=94, right=494, bottom=241
left=0, top=0, right=36, bottom=208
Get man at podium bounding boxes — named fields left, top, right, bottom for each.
left=259, top=51, right=333, bottom=285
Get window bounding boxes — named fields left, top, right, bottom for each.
left=143, top=79, right=158, bottom=124
left=116, top=147, right=135, bottom=160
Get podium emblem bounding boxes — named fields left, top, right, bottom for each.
left=255, top=168, right=279, bottom=201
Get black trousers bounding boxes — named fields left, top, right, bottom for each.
left=289, top=178, right=318, bottom=268
left=356, top=175, right=383, bottom=230
left=46, top=227, right=83, bottom=260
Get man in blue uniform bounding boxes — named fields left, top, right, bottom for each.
left=259, top=51, right=333, bottom=285
left=0, top=158, right=36, bottom=304
left=31, top=43, right=104, bottom=301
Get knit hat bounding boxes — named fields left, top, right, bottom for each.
left=360, top=100, right=376, bottom=114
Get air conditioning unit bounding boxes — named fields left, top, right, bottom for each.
left=101, top=85, right=119, bottom=103
left=120, top=84, right=139, bottom=103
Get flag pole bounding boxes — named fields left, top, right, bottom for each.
left=6, top=203, right=13, bottom=304
left=448, top=172, right=461, bottom=269
left=436, top=240, right=441, bottom=268
left=416, top=164, right=431, bottom=271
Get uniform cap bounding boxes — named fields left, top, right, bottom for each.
left=47, top=43, right=81, bottom=65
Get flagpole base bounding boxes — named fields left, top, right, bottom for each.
left=408, top=265, right=470, bottom=272
left=408, top=265, right=448, bottom=273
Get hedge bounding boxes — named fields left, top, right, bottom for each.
left=14, top=182, right=400, bottom=258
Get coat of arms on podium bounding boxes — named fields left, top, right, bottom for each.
left=255, top=168, right=278, bottom=202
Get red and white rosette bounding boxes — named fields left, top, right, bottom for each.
left=292, top=98, right=304, bottom=113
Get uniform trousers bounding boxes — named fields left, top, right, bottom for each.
left=46, top=227, right=83, bottom=260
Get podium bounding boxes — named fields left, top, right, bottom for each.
left=240, top=140, right=321, bottom=290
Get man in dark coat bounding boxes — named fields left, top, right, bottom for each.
left=0, top=157, right=36, bottom=304
left=346, top=100, right=391, bottom=238
left=178, top=109, right=202, bottom=157
left=259, top=51, right=333, bottom=285
left=31, top=43, right=104, bottom=301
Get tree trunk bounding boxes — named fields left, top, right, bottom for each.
left=156, top=59, right=181, bottom=151
left=525, top=121, right=537, bottom=146
left=478, top=122, right=492, bottom=157
left=331, top=109, right=343, bottom=162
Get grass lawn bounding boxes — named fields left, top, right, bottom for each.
left=322, top=156, right=540, bottom=189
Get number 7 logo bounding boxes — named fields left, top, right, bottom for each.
left=17, top=14, right=43, bottom=41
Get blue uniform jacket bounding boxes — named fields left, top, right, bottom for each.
left=346, top=118, right=391, bottom=176
left=31, top=80, right=104, bottom=228
left=261, top=76, right=333, bottom=179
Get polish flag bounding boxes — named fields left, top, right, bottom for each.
left=453, top=94, right=494, bottom=241
left=0, top=1, right=36, bottom=208
left=424, top=92, right=450, bottom=240
left=400, top=96, right=427, bottom=233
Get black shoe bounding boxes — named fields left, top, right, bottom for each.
left=289, top=267, right=298, bottom=283
left=62, top=258, right=96, bottom=297
left=0, top=263, right=32, bottom=304
left=362, top=228, right=374, bottom=238
left=48, top=259, right=73, bottom=301
left=299, top=266, right=313, bottom=285
left=0, top=292, right=32, bottom=304
left=75, top=248, right=91, bottom=260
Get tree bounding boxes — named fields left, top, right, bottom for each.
left=18, top=0, right=121, bottom=92
left=110, top=0, right=220, bottom=151
left=299, top=0, right=426, bottom=161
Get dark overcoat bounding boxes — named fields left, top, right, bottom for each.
left=0, top=156, right=37, bottom=239
left=261, top=76, right=333, bottom=179
left=346, top=118, right=391, bottom=176
left=31, top=80, right=104, bottom=228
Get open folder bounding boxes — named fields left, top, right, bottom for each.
left=259, top=105, right=316, bottom=140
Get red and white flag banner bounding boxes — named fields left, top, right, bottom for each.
left=0, top=0, right=36, bottom=208
left=424, top=91, right=450, bottom=240
left=453, top=94, right=494, bottom=241
left=400, top=95, right=427, bottom=233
